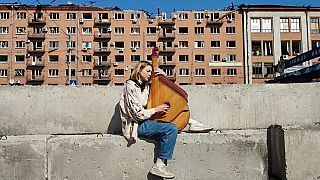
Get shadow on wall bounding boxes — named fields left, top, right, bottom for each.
left=106, top=103, right=122, bottom=135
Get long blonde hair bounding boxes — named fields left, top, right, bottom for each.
left=130, top=61, right=153, bottom=81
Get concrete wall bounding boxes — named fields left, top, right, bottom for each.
left=0, top=83, right=319, bottom=135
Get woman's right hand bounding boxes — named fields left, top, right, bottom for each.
left=155, top=103, right=170, bottom=114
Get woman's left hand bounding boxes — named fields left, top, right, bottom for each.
left=154, top=68, right=166, bottom=77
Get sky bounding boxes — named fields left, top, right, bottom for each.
left=1, top=0, right=320, bottom=14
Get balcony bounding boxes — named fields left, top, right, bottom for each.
left=27, top=59, right=45, bottom=67
left=93, top=72, right=112, bottom=82
left=94, top=18, right=111, bottom=25
left=159, top=60, right=176, bottom=67
left=158, top=32, right=175, bottom=39
left=94, top=59, right=112, bottom=67
left=26, top=74, right=44, bottom=82
left=93, top=47, right=111, bottom=54
left=27, top=31, right=45, bottom=39
left=158, top=19, right=175, bottom=25
left=94, top=31, right=111, bottom=40
left=206, top=19, right=223, bottom=25
left=28, top=17, right=46, bottom=25
left=27, top=45, right=45, bottom=53
left=159, top=47, right=176, bottom=53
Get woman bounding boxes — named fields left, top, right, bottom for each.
left=119, top=61, right=176, bottom=178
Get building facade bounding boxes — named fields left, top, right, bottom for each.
left=0, top=4, right=243, bottom=86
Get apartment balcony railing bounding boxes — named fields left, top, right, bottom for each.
left=94, top=18, right=111, bottom=25
left=159, top=47, right=176, bottom=53
left=94, top=58, right=112, bottom=67
left=27, top=59, right=45, bottom=67
left=93, top=72, right=112, bottom=81
left=93, top=47, right=111, bottom=54
left=27, top=45, right=46, bottom=53
left=27, top=31, right=45, bottom=39
left=159, top=60, right=176, bottom=66
left=28, top=17, right=46, bottom=25
left=93, top=31, right=111, bottom=39
left=158, top=18, right=175, bottom=25
left=158, top=32, right=176, bottom=39
left=26, top=74, right=44, bottom=81
left=206, top=19, right=223, bottom=25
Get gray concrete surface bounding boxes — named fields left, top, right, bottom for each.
left=284, top=126, right=320, bottom=180
left=0, top=83, right=319, bottom=136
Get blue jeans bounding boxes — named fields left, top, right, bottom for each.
left=138, top=120, right=178, bottom=160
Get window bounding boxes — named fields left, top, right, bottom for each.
left=252, top=41, right=262, bottom=56
left=114, top=12, right=124, bottom=20
left=131, top=13, right=140, bottom=20
left=227, top=54, right=236, bottom=62
left=0, top=27, right=9, bottom=34
left=226, top=41, right=236, bottom=48
left=0, top=69, right=7, bottom=77
left=31, top=69, right=42, bottom=77
left=49, top=55, right=59, bottom=62
left=195, top=41, right=204, bottom=48
left=147, top=41, right=156, bottom=48
left=0, top=41, right=8, bottom=48
left=211, top=69, right=221, bottom=76
left=211, top=54, right=220, bottom=62
left=115, top=41, right=124, bottom=48
left=32, top=55, right=42, bottom=63
left=15, top=69, right=25, bottom=76
left=15, top=41, right=25, bottom=49
left=82, top=42, right=92, bottom=49
left=210, top=26, right=220, bottom=34
left=262, top=18, right=272, bottom=33
left=82, top=55, right=92, bottom=62
left=195, top=69, right=205, bottom=76
left=178, top=13, right=188, bottom=20
left=66, top=13, right=76, bottom=20
left=131, top=41, right=140, bottom=49
left=16, top=27, right=26, bottom=34
left=48, top=69, right=59, bottom=77
left=179, top=68, right=189, bottom=76
left=213, top=13, right=219, bottom=19
left=194, top=12, right=204, bottom=20
left=280, top=18, right=289, bottom=32
left=147, top=27, right=156, bottom=34
left=66, top=55, right=76, bottom=62
left=0, top=55, right=8, bottom=62
left=312, top=40, right=320, bottom=49
left=66, top=41, right=76, bottom=49
left=0, top=12, right=9, bottom=19
left=131, top=27, right=140, bottom=34
left=251, top=18, right=260, bottom=33
left=49, top=41, right=59, bottom=49
left=83, top=13, right=92, bottom=20
left=16, top=12, right=26, bottom=19
left=310, top=18, right=320, bottom=34
left=194, top=27, right=204, bottom=34
left=49, top=27, right=59, bottom=34
left=227, top=69, right=237, bottom=76
left=252, top=63, right=262, bottom=78
left=131, top=55, right=140, bottom=62
left=226, top=27, right=235, bottom=34
left=115, top=55, right=124, bottom=63
left=67, top=27, right=76, bottom=34
left=226, top=13, right=235, bottom=21
left=82, top=27, right=92, bottom=34
left=98, top=13, right=108, bottom=20
left=264, top=63, right=274, bottom=78
left=65, top=69, right=76, bottom=76
left=263, top=41, right=273, bottom=56
left=115, top=27, right=124, bottom=35
left=292, top=40, right=301, bottom=55
left=33, top=12, right=43, bottom=20
left=33, top=27, right=42, bottom=34
left=179, top=27, right=188, bottom=34
left=179, top=55, right=188, bottom=62
left=82, top=69, right=92, bottom=76
left=290, top=18, right=300, bottom=32
left=211, top=41, right=220, bottom=48
left=281, top=41, right=290, bottom=55
left=179, top=41, right=188, bottom=48
left=162, top=55, right=173, bottom=62
left=163, top=68, right=173, bottom=76
left=114, top=69, right=125, bottom=76
left=195, top=55, right=204, bottom=62
left=99, top=41, right=108, bottom=49
left=50, top=13, right=59, bottom=20
left=16, top=55, right=25, bottom=62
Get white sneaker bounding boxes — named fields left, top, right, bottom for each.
left=188, top=122, right=213, bottom=133
left=149, top=164, right=175, bottom=179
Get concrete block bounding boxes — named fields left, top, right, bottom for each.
left=47, top=130, right=267, bottom=180
left=0, top=135, right=48, bottom=180
left=284, top=127, right=320, bottom=180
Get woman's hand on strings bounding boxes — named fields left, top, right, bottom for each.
left=155, top=103, right=170, bottom=116
left=154, top=68, right=166, bottom=77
